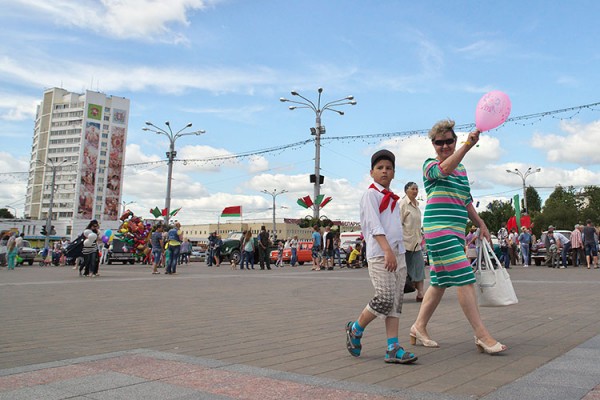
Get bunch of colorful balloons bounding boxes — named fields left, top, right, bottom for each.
left=102, top=210, right=152, bottom=256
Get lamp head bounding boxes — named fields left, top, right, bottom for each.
left=279, top=97, right=288, bottom=102
left=291, top=91, right=298, bottom=96
left=289, top=106, right=296, bottom=110
left=505, top=169, right=511, bottom=173
left=318, top=87, right=323, bottom=93
left=349, top=100, right=357, bottom=105
left=346, top=95, right=354, bottom=100
left=145, top=121, right=152, bottom=125
left=186, top=122, right=192, bottom=128
left=165, top=121, right=170, bottom=126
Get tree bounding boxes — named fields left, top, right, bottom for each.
left=534, top=185, right=578, bottom=231
left=525, top=186, right=542, bottom=214
left=578, top=185, right=600, bottom=223
left=478, top=200, right=515, bottom=235
left=0, top=208, right=15, bottom=218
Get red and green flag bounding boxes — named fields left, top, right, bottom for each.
left=221, top=206, right=242, bottom=217
left=320, top=196, right=332, bottom=208
left=150, top=207, right=162, bottom=218
left=170, top=207, right=182, bottom=217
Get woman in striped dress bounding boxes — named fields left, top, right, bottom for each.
left=408, top=119, right=507, bottom=355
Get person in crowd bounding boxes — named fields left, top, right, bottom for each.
left=570, top=224, right=584, bottom=267
left=257, top=226, right=271, bottom=270
left=180, top=238, right=191, bottom=265
left=150, top=224, right=164, bottom=274
left=241, top=231, right=255, bottom=270
left=275, top=240, right=284, bottom=267
left=212, top=234, right=223, bottom=267
left=465, top=226, right=479, bottom=266
left=6, top=234, right=17, bottom=270
left=508, top=228, right=518, bottom=266
left=400, top=181, right=426, bottom=302
left=322, top=225, right=334, bottom=270
left=345, top=149, right=417, bottom=364
left=311, top=225, right=322, bottom=270
left=207, top=231, right=216, bottom=266
left=497, top=222, right=510, bottom=269
left=553, top=229, right=571, bottom=269
left=333, top=234, right=342, bottom=267
left=348, top=243, right=362, bottom=268
left=544, top=226, right=559, bottom=268
left=409, top=119, right=506, bottom=354
left=518, top=227, right=532, bottom=267
left=81, top=220, right=100, bottom=277
left=0, top=234, right=9, bottom=267
left=289, top=235, right=299, bottom=267
left=583, top=219, right=599, bottom=269
left=166, top=222, right=182, bottom=274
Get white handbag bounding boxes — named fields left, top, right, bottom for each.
left=475, top=238, right=518, bottom=307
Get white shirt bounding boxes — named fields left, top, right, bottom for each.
left=554, top=232, right=570, bottom=246
left=360, top=182, right=405, bottom=259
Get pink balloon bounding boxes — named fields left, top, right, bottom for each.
left=475, top=91, right=511, bottom=131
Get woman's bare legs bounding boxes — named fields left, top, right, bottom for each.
left=456, top=284, right=503, bottom=347
left=412, top=285, right=445, bottom=339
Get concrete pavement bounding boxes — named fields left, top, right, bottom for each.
left=1, top=261, right=600, bottom=399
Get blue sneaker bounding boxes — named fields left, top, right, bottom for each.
left=385, top=343, right=417, bottom=364
left=345, top=321, right=362, bottom=357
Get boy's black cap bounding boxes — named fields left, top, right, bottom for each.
left=371, top=149, right=395, bottom=169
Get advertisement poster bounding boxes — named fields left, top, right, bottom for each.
left=103, top=126, right=125, bottom=220
left=87, top=103, right=102, bottom=120
left=77, top=121, right=100, bottom=219
left=112, top=109, right=127, bottom=125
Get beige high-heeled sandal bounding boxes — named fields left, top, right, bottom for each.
left=409, top=325, right=439, bottom=348
left=474, top=336, right=507, bottom=354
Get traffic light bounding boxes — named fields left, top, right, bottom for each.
left=50, top=225, right=56, bottom=235
left=40, top=226, right=47, bottom=236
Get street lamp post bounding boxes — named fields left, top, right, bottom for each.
left=143, top=121, right=206, bottom=226
left=505, top=167, right=541, bottom=214
left=121, top=200, right=135, bottom=216
left=261, top=189, right=288, bottom=240
left=280, top=88, right=356, bottom=219
left=37, top=158, right=73, bottom=249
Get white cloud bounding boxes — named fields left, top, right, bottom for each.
left=247, top=156, right=269, bottom=173
left=0, top=93, right=38, bottom=121
left=531, top=120, right=600, bottom=164
left=13, top=0, right=219, bottom=42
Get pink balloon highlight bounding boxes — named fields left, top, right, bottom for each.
left=475, top=91, right=511, bottom=131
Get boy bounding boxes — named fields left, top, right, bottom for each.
left=345, top=149, right=417, bottom=364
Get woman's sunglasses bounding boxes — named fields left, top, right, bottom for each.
left=433, top=138, right=456, bottom=146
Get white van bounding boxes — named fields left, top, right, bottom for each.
left=340, top=231, right=362, bottom=252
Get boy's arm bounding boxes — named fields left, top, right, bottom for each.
left=373, top=235, right=397, bottom=272
left=362, top=189, right=397, bottom=271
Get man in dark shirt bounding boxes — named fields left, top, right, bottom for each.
left=207, top=232, right=216, bottom=266
left=258, top=226, right=271, bottom=270
left=582, top=219, right=599, bottom=269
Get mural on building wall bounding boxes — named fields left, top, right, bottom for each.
left=103, top=126, right=125, bottom=220
left=77, top=122, right=100, bottom=219
left=112, top=109, right=127, bottom=124
left=87, top=103, right=102, bottom=120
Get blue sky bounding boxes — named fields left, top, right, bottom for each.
left=1, top=0, right=599, bottom=224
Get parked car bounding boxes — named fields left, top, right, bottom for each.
left=17, top=240, right=36, bottom=265
left=270, top=241, right=314, bottom=265
left=106, top=238, right=136, bottom=265
left=219, top=232, right=266, bottom=264
left=531, top=230, right=572, bottom=266
left=189, top=247, right=206, bottom=262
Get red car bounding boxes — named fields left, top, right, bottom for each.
left=270, top=241, right=313, bottom=265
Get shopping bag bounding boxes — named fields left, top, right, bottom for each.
left=475, top=239, right=518, bottom=307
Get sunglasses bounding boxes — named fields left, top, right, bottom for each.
left=433, top=138, right=456, bottom=146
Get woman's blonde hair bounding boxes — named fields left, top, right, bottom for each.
left=428, top=119, right=457, bottom=140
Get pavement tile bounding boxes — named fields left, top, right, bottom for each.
left=47, top=371, right=146, bottom=396
left=0, top=364, right=97, bottom=392
left=85, top=380, right=199, bottom=400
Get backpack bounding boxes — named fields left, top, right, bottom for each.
left=64, top=234, right=85, bottom=258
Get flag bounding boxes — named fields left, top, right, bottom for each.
left=513, top=194, right=521, bottom=230
left=302, top=195, right=314, bottom=208
left=320, top=196, right=332, bottom=208
left=297, top=198, right=309, bottom=209
left=221, top=206, right=242, bottom=217
left=150, top=207, right=161, bottom=218
left=170, top=207, right=181, bottom=217
left=161, top=208, right=168, bottom=217
left=315, top=194, right=324, bottom=207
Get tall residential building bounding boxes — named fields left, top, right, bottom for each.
left=24, top=88, right=130, bottom=237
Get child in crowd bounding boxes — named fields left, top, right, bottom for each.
left=348, top=243, right=362, bottom=268
left=345, top=149, right=417, bottom=364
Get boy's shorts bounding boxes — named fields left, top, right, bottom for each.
left=365, top=254, right=407, bottom=319
left=323, top=249, right=333, bottom=259
left=585, top=243, right=598, bottom=257
left=312, top=245, right=321, bottom=258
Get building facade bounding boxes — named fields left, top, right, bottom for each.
left=24, top=88, right=130, bottom=238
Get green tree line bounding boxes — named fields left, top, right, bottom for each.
left=476, top=185, right=600, bottom=237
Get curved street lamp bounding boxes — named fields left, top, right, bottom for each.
left=261, top=189, right=288, bottom=240
left=280, top=88, right=356, bottom=219
left=143, top=121, right=206, bottom=225
left=505, top=167, right=541, bottom=214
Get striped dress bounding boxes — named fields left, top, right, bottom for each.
left=422, top=158, right=476, bottom=287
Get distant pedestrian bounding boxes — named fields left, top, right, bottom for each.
left=81, top=220, right=100, bottom=277
left=311, top=225, right=322, bottom=270
left=400, top=181, right=426, bottom=302
left=518, top=227, right=532, bottom=267
left=570, top=224, right=585, bottom=267
left=257, top=226, right=271, bottom=270
left=6, top=235, right=17, bottom=270
left=212, top=234, right=222, bottom=267
left=583, top=219, right=599, bottom=269
left=151, top=224, right=164, bottom=274
left=165, top=222, right=182, bottom=274
left=241, top=231, right=255, bottom=270
left=289, top=235, right=299, bottom=267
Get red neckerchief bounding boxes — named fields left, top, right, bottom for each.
left=369, top=183, right=399, bottom=213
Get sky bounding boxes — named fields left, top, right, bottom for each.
left=1, top=0, right=599, bottom=226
